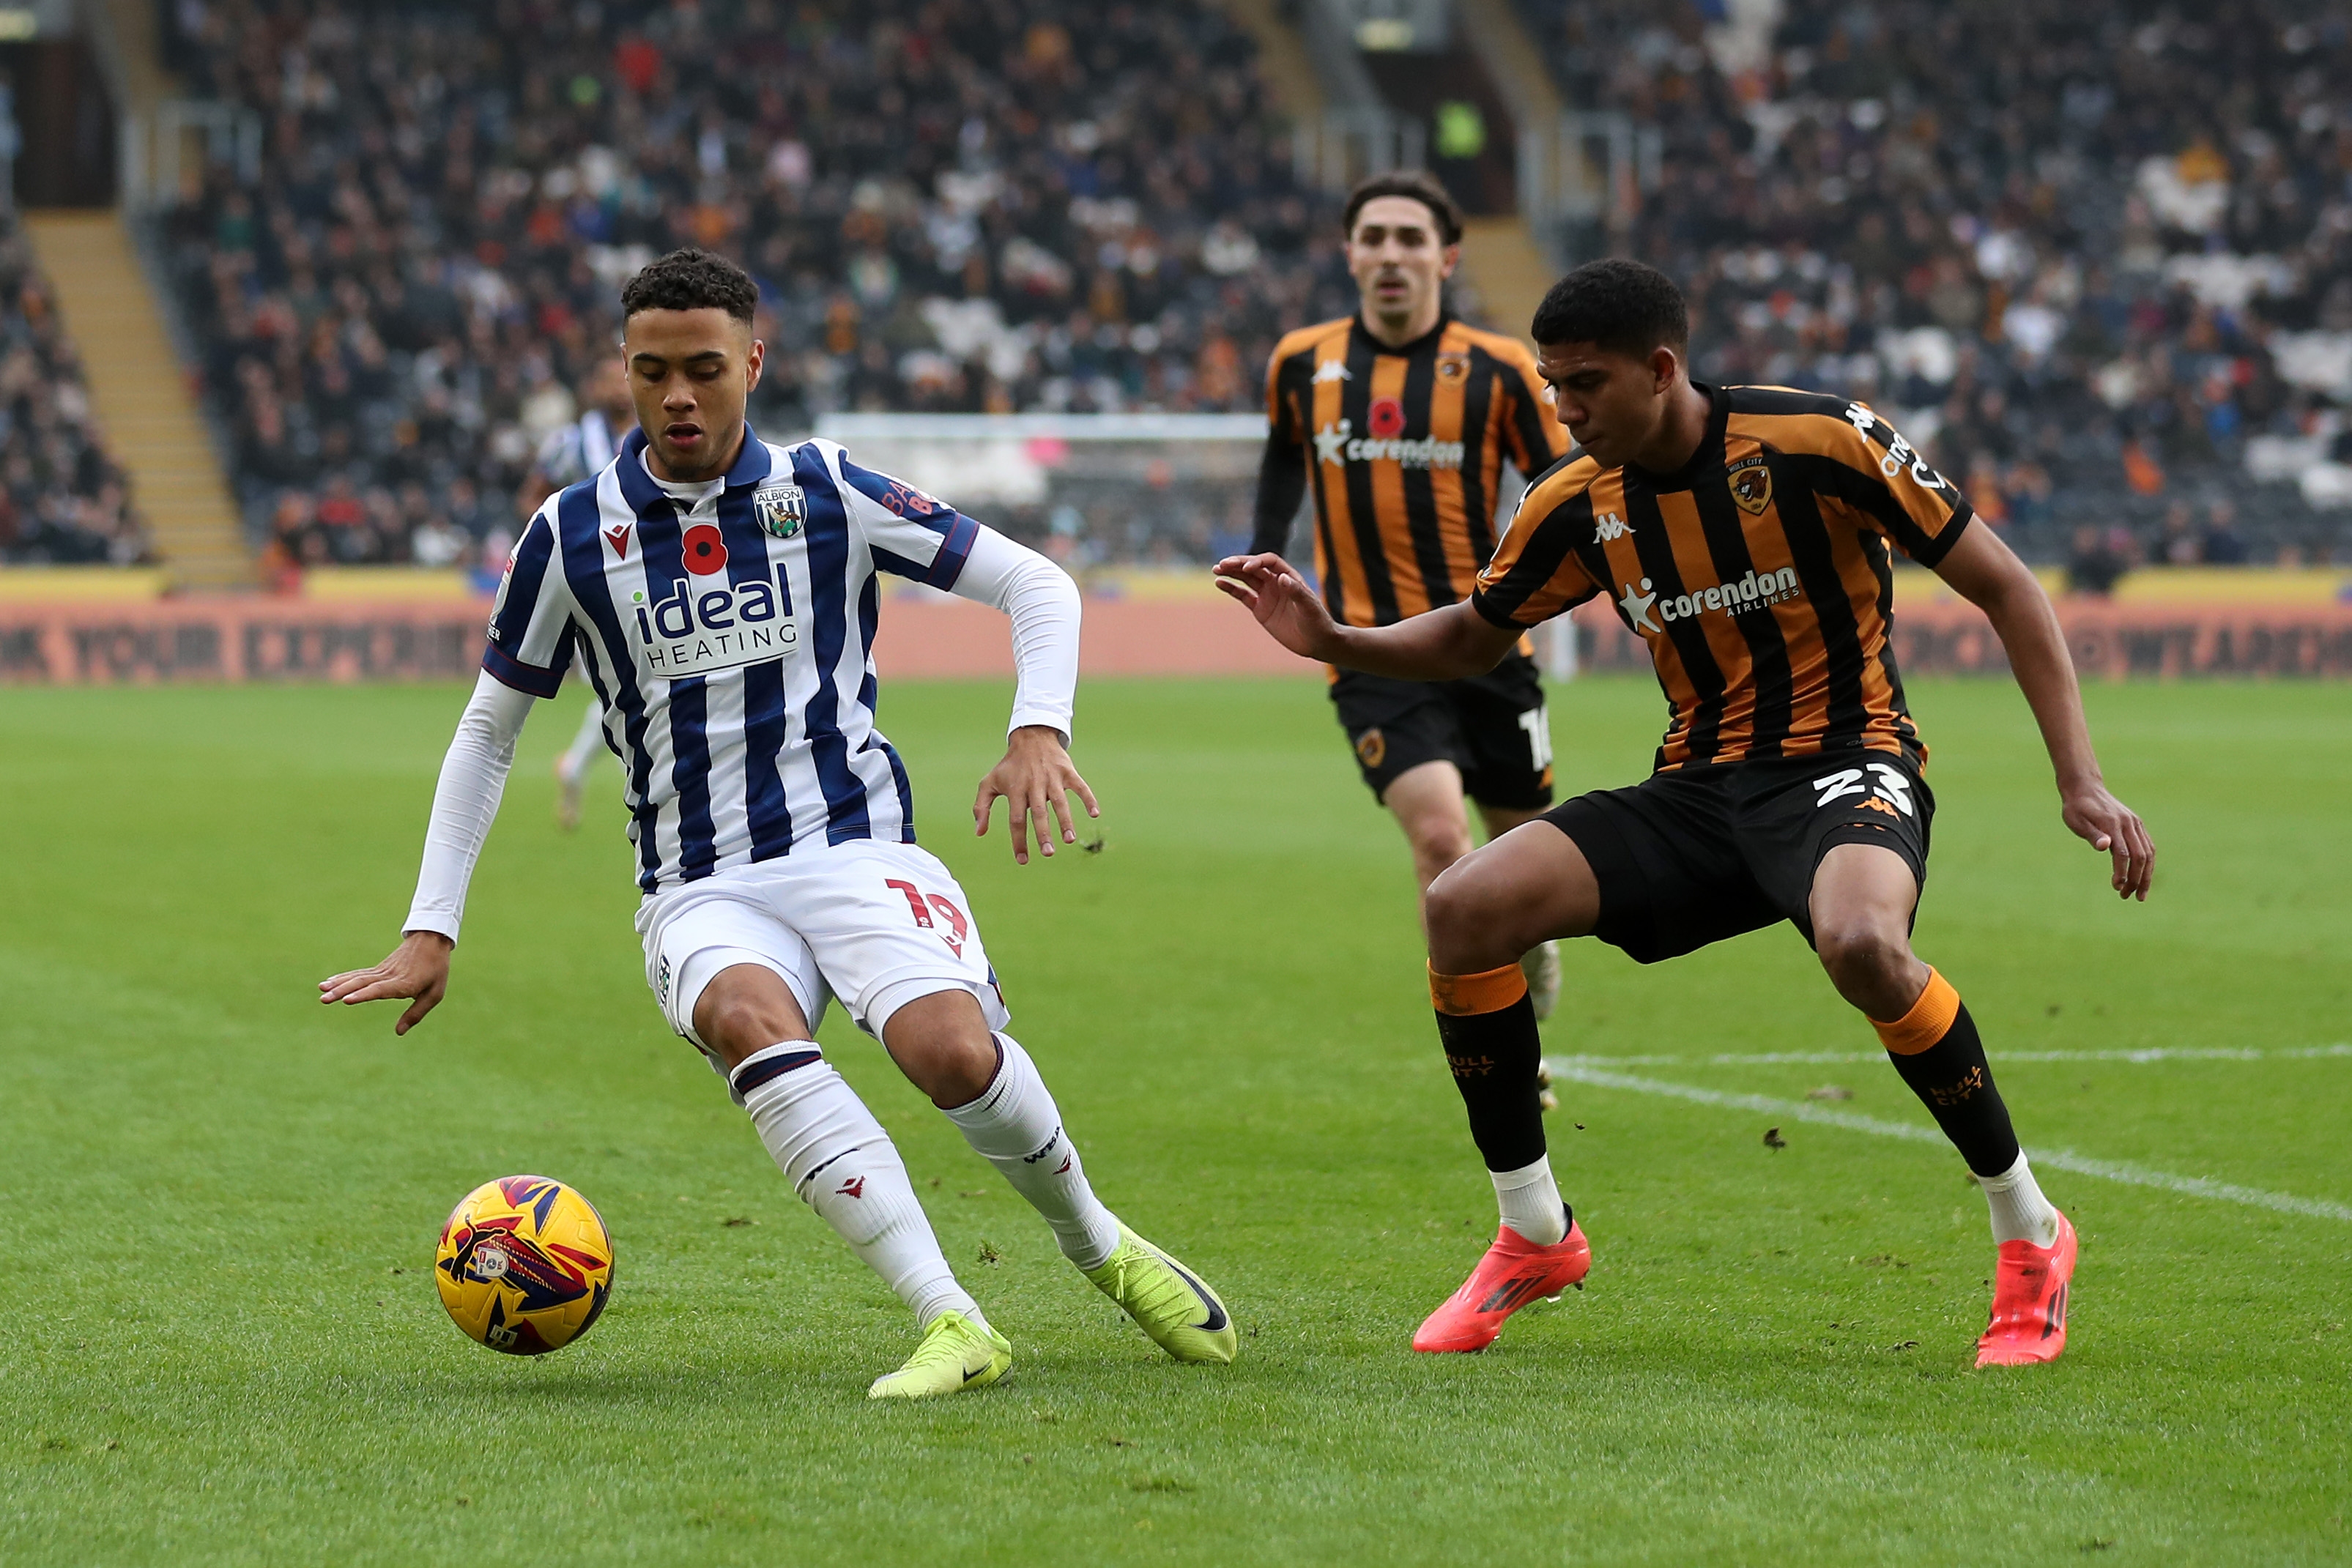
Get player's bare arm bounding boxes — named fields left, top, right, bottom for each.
left=1212, top=552, right=1520, bottom=680
left=318, top=930, right=453, bottom=1035
left=1932, top=521, right=2155, bottom=900
left=975, top=724, right=1099, bottom=865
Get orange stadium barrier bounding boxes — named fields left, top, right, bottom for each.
left=3, top=584, right=2349, bottom=683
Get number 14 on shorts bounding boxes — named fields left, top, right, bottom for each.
left=886, top=878, right=971, bottom=957
left=1812, top=762, right=1914, bottom=817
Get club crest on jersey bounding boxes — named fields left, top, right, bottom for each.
left=1727, top=456, right=1774, bottom=516
left=752, top=481, right=805, bottom=538
left=1436, top=351, right=1469, bottom=382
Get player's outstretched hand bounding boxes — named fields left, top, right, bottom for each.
left=976, top=724, right=1099, bottom=865
left=1212, top=552, right=1336, bottom=661
left=2060, top=781, right=2154, bottom=901
left=319, top=931, right=455, bottom=1034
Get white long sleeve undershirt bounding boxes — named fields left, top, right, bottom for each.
left=401, top=523, right=1080, bottom=943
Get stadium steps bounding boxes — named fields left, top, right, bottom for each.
left=1456, top=219, right=1556, bottom=344
left=23, top=211, right=253, bottom=592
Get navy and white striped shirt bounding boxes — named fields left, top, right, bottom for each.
left=483, top=425, right=980, bottom=891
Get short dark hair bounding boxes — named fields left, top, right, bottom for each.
left=1529, top=259, right=1688, bottom=358
left=1343, top=171, right=1463, bottom=247
left=620, top=247, right=759, bottom=324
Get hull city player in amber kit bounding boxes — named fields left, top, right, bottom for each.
left=1220, top=259, right=2153, bottom=1367
left=1254, top=172, right=1572, bottom=1014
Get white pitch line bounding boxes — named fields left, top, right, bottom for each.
left=1543, top=1058, right=2352, bottom=1223
left=1554, top=1044, right=2352, bottom=1069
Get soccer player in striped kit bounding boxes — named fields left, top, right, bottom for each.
left=516, top=358, right=636, bottom=832
left=1221, top=259, right=2153, bottom=1365
left=324, top=249, right=1237, bottom=1397
left=1255, top=172, right=1573, bottom=1014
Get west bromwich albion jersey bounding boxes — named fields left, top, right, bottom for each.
left=483, top=424, right=980, bottom=891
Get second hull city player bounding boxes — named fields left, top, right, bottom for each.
left=1255, top=172, right=1573, bottom=1012
left=1219, top=258, right=2153, bottom=1367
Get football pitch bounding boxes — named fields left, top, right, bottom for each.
left=2, top=673, right=2346, bottom=1565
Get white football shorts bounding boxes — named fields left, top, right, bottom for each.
left=635, top=839, right=1009, bottom=1064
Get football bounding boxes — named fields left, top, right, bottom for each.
left=434, top=1175, right=614, bottom=1355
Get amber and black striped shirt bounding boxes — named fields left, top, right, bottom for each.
left=1472, top=383, right=1974, bottom=772
left=1254, top=315, right=1568, bottom=628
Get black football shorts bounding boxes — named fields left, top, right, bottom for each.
left=1543, top=748, right=1934, bottom=965
left=1330, top=649, right=1554, bottom=811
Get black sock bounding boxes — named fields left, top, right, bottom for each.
left=1433, top=992, right=1549, bottom=1174
left=1885, top=1002, right=2020, bottom=1177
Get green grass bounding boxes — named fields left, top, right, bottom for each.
left=1, top=675, right=2347, bottom=1566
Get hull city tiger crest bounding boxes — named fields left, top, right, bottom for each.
left=752, top=480, right=806, bottom=538
left=1436, top=351, right=1470, bottom=383
left=1727, top=456, right=1774, bottom=516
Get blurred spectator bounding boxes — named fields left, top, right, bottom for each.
left=1516, top=0, right=2352, bottom=562
left=2067, top=524, right=2130, bottom=598
left=0, top=223, right=147, bottom=565
left=2157, top=501, right=2201, bottom=565
left=162, top=0, right=1357, bottom=559
left=2200, top=499, right=2249, bottom=565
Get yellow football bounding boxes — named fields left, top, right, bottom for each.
left=434, top=1175, right=614, bottom=1355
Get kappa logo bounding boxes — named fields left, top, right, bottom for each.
left=604, top=521, right=634, bottom=557
left=1310, top=359, right=1353, bottom=384
left=1619, top=577, right=1661, bottom=633
left=1594, top=510, right=1630, bottom=542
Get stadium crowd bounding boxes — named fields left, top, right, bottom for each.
left=0, top=220, right=146, bottom=566
left=1519, top=0, right=2352, bottom=567
left=157, top=0, right=1351, bottom=568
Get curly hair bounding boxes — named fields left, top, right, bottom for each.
left=620, top=248, right=759, bottom=324
left=1529, top=258, right=1688, bottom=357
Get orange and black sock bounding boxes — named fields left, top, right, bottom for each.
left=1430, top=962, right=1551, bottom=1175
left=1871, top=967, right=2021, bottom=1178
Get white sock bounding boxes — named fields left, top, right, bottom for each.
left=1491, top=1153, right=1568, bottom=1246
left=941, top=1035, right=1121, bottom=1271
left=733, top=1043, right=987, bottom=1332
left=1978, top=1151, right=2060, bottom=1247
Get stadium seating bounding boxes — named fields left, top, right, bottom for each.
left=1513, top=0, right=2351, bottom=566
left=0, top=213, right=148, bottom=566
left=157, top=0, right=1354, bottom=565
